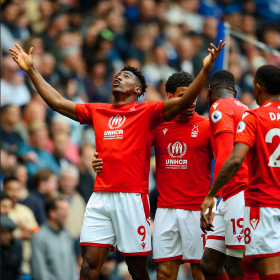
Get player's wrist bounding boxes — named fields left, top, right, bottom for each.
left=27, top=66, right=36, bottom=75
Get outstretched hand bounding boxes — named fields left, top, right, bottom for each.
left=203, top=40, right=226, bottom=71
left=9, top=44, right=33, bottom=72
left=200, top=195, right=215, bottom=232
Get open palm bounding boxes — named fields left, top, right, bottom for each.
left=9, top=44, right=33, bottom=72
left=203, top=40, right=226, bottom=70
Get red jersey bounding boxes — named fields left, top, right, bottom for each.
left=76, top=101, right=165, bottom=194
left=209, top=97, right=248, bottom=200
left=235, top=101, right=280, bottom=208
left=152, top=113, right=212, bottom=210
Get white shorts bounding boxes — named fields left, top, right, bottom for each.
left=80, top=192, right=151, bottom=255
left=206, top=191, right=245, bottom=258
left=153, top=208, right=206, bottom=264
left=244, top=206, right=280, bottom=258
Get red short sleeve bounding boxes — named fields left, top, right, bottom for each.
left=210, top=102, right=234, bottom=137
left=76, top=103, right=97, bottom=125
left=146, top=101, right=165, bottom=131
left=235, top=111, right=257, bottom=148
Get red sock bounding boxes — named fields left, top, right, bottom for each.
left=229, top=278, right=246, bottom=280
left=242, top=260, right=260, bottom=280
left=206, top=273, right=228, bottom=280
left=261, top=275, right=280, bottom=280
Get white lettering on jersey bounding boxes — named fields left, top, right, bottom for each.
left=191, top=125, right=199, bottom=137
left=213, top=103, right=219, bottom=110
left=166, top=142, right=187, bottom=169
left=269, top=112, right=280, bottom=121
left=211, top=110, right=222, bottom=123
left=237, top=121, right=246, bottom=133
left=163, top=128, right=168, bottom=135
left=104, top=130, right=123, bottom=140
left=242, top=112, right=249, bottom=120
left=234, top=100, right=249, bottom=110
left=130, top=107, right=135, bottom=111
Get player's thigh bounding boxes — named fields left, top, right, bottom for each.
left=112, top=193, right=152, bottom=255
left=200, top=247, right=227, bottom=277
left=224, top=191, right=245, bottom=254
left=205, top=202, right=227, bottom=255
left=80, top=192, right=116, bottom=249
left=190, top=263, right=205, bottom=280
left=178, top=210, right=205, bottom=263
left=125, top=255, right=150, bottom=279
left=156, top=260, right=181, bottom=280
left=153, top=208, right=182, bottom=262
left=253, top=256, right=280, bottom=277
left=80, top=246, right=110, bottom=279
left=226, top=255, right=244, bottom=278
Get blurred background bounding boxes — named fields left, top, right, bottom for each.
left=1, top=0, right=280, bottom=279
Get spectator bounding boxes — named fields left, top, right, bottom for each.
left=52, top=131, right=71, bottom=168
left=21, top=168, right=58, bottom=226
left=13, top=164, right=29, bottom=199
left=1, top=56, right=31, bottom=107
left=142, top=45, right=177, bottom=86
left=77, top=144, right=96, bottom=203
left=1, top=215, right=22, bottom=280
left=59, top=165, right=86, bottom=243
left=0, top=105, right=24, bottom=153
left=18, top=121, right=60, bottom=179
left=31, top=194, right=78, bottom=280
left=4, top=177, right=39, bottom=276
left=0, top=193, right=13, bottom=215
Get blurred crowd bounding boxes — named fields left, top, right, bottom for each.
left=1, top=0, right=280, bottom=279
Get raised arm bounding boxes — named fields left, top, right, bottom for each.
left=163, top=40, right=226, bottom=121
left=9, top=44, right=78, bottom=122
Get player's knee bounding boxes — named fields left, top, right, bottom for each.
left=191, top=264, right=205, bottom=280
left=200, top=258, right=218, bottom=276
left=127, top=264, right=148, bottom=280
left=80, top=259, right=99, bottom=280
left=156, top=266, right=173, bottom=280
left=226, top=257, right=243, bottom=278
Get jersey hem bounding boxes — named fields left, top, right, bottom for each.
left=93, top=188, right=149, bottom=194
left=119, top=250, right=152, bottom=256
left=245, top=251, right=280, bottom=259
left=221, top=189, right=246, bottom=201
left=157, top=205, right=202, bottom=211
left=226, top=245, right=245, bottom=249
left=80, top=243, right=115, bottom=252
left=234, top=139, right=253, bottom=148
left=214, top=129, right=234, bottom=137
left=245, top=202, right=280, bottom=208
left=153, top=255, right=183, bottom=262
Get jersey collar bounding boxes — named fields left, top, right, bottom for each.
left=172, top=112, right=197, bottom=125
left=261, top=100, right=280, bottom=107
left=111, top=101, right=137, bottom=109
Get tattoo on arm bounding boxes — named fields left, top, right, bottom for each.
left=208, top=143, right=246, bottom=197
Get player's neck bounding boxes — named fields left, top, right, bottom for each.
left=259, top=94, right=280, bottom=106
left=112, top=93, right=137, bottom=105
left=175, top=114, right=193, bottom=122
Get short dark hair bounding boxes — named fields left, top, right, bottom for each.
left=33, top=169, right=55, bottom=189
left=0, top=104, right=12, bottom=114
left=0, top=192, right=12, bottom=202
left=165, top=71, right=194, bottom=94
left=45, top=194, right=66, bottom=218
left=209, top=70, right=235, bottom=91
left=3, top=177, right=19, bottom=188
left=255, top=65, right=280, bottom=95
left=121, top=65, right=147, bottom=98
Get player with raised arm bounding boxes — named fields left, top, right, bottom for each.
left=201, top=65, right=280, bottom=280
left=92, top=72, right=214, bottom=280
left=199, top=70, right=249, bottom=280
left=9, top=41, right=225, bottom=280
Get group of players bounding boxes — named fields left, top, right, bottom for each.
left=8, top=39, right=280, bottom=280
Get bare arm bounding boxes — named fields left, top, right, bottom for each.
left=200, top=143, right=250, bottom=223
left=163, top=40, right=226, bottom=121
left=9, top=45, right=78, bottom=121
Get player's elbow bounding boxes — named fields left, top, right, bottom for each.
left=230, top=157, right=243, bottom=170
left=50, top=100, right=63, bottom=112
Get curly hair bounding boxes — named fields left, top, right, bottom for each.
left=255, top=65, right=280, bottom=95
left=209, top=70, right=235, bottom=91
left=121, top=65, right=147, bottom=98
left=165, top=71, right=194, bottom=94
